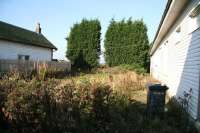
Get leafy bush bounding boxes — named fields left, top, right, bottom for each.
left=0, top=78, right=29, bottom=132
left=0, top=78, right=142, bottom=133
left=1, top=78, right=124, bottom=133
left=2, top=79, right=58, bottom=133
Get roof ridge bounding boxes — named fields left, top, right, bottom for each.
left=0, top=21, right=57, bottom=50
left=0, top=21, right=41, bottom=36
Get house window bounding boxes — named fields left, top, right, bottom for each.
left=18, top=55, right=30, bottom=61
left=25, top=55, right=29, bottom=60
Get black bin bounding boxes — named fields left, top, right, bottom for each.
left=146, top=83, right=168, bottom=116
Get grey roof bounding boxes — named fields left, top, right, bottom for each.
left=0, top=21, right=57, bottom=50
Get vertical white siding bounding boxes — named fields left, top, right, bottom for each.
left=151, top=0, right=200, bottom=119
left=0, top=40, right=52, bottom=61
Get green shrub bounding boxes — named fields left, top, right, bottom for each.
left=0, top=78, right=30, bottom=132
left=0, top=78, right=25, bottom=107
left=2, top=79, right=59, bottom=133
left=118, top=64, right=147, bottom=74
left=1, top=78, right=137, bottom=133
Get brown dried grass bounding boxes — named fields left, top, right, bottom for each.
left=59, top=67, right=158, bottom=102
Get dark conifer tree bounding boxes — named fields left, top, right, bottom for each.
left=66, top=19, right=101, bottom=70
left=104, top=18, right=149, bottom=70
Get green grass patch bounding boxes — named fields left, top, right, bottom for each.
left=117, top=64, right=147, bottom=74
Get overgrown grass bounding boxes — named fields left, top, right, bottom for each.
left=0, top=67, right=197, bottom=133
left=117, top=64, right=148, bottom=74
left=0, top=63, right=69, bottom=81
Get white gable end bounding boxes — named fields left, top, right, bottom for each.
left=0, top=40, right=52, bottom=61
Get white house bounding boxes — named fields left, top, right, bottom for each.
left=0, top=21, right=57, bottom=61
left=150, top=0, right=200, bottom=120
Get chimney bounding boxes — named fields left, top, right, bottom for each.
left=36, top=22, right=41, bottom=34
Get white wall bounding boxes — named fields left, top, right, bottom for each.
left=0, top=40, right=52, bottom=61
left=151, top=0, right=200, bottom=119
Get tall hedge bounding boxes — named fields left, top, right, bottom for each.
left=66, top=19, right=101, bottom=70
left=104, top=19, right=149, bottom=70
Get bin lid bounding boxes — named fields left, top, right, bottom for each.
left=146, top=83, right=168, bottom=91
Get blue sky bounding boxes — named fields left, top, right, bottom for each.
left=0, top=0, right=167, bottom=62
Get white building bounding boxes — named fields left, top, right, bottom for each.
left=150, top=0, right=200, bottom=120
left=0, top=21, right=57, bottom=61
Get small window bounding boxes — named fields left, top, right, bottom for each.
left=18, top=55, right=30, bottom=61
left=25, top=55, right=29, bottom=60
left=18, top=55, right=22, bottom=60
